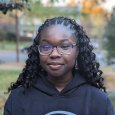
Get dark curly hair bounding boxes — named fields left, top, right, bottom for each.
left=8, top=17, right=105, bottom=92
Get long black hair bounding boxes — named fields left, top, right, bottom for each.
left=8, top=17, right=105, bottom=92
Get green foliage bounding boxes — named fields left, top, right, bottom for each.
left=104, top=9, right=115, bottom=59
left=0, top=0, right=28, bottom=14
left=27, top=3, right=80, bottom=19
left=0, top=30, right=16, bottom=41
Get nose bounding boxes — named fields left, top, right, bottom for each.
left=49, top=47, right=61, bottom=58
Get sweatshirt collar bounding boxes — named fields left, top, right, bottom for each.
left=33, top=73, right=87, bottom=96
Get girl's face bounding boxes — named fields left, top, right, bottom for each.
left=39, top=24, right=79, bottom=79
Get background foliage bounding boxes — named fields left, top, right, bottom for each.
left=104, top=8, right=115, bottom=60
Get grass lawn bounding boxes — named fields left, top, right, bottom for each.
left=111, top=97, right=115, bottom=108
left=0, top=69, right=115, bottom=115
left=0, top=41, right=31, bottom=51
left=0, top=70, right=20, bottom=115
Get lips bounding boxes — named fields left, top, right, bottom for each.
left=47, top=62, right=63, bottom=70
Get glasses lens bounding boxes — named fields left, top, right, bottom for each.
left=58, top=45, right=72, bottom=54
left=38, top=44, right=76, bottom=55
left=39, top=45, right=52, bottom=55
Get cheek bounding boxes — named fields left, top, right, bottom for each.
left=39, top=55, right=48, bottom=67
left=69, top=50, right=78, bottom=67
left=64, top=54, right=77, bottom=68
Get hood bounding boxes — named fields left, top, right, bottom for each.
left=32, top=73, right=87, bottom=96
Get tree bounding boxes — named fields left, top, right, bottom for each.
left=82, top=0, right=105, bottom=15
left=104, top=8, right=115, bottom=59
left=67, top=0, right=77, bottom=7
left=0, top=0, right=29, bottom=14
left=80, top=0, right=107, bottom=39
left=0, top=0, right=29, bottom=62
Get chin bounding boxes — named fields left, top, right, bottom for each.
left=49, top=72, right=63, bottom=77
left=46, top=66, right=65, bottom=77
left=47, top=69, right=65, bottom=77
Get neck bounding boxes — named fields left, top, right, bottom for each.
left=47, top=73, right=73, bottom=92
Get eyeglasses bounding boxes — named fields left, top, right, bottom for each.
left=37, top=43, right=78, bottom=55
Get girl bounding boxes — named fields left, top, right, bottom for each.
left=4, top=17, right=115, bottom=115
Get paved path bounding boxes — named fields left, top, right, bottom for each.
left=0, top=62, right=25, bottom=70
left=0, top=50, right=27, bottom=63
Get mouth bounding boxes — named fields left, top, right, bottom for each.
left=47, top=62, right=64, bottom=70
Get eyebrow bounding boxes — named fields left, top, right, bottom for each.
left=41, top=39, right=69, bottom=42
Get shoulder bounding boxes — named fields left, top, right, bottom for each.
left=8, top=86, right=27, bottom=101
left=11, top=86, right=25, bottom=95
left=4, top=86, right=25, bottom=110
left=86, top=84, right=108, bottom=100
left=85, top=84, right=113, bottom=107
left=86, top=85, right=115, bottom=114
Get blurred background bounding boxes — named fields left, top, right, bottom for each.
left=0, top=0, right=115, bottom=114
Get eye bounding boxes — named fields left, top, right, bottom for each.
left=40, top=45, right=52, bottom=51
left=60, top=45, right=71, bottom=50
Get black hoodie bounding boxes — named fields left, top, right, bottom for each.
left=4, top=73, right=115, bottom=115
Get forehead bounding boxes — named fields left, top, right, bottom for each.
left=40, top=24, right=76, bottom=43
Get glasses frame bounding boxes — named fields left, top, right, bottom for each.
left=37, top=43, right=78, bottom=55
